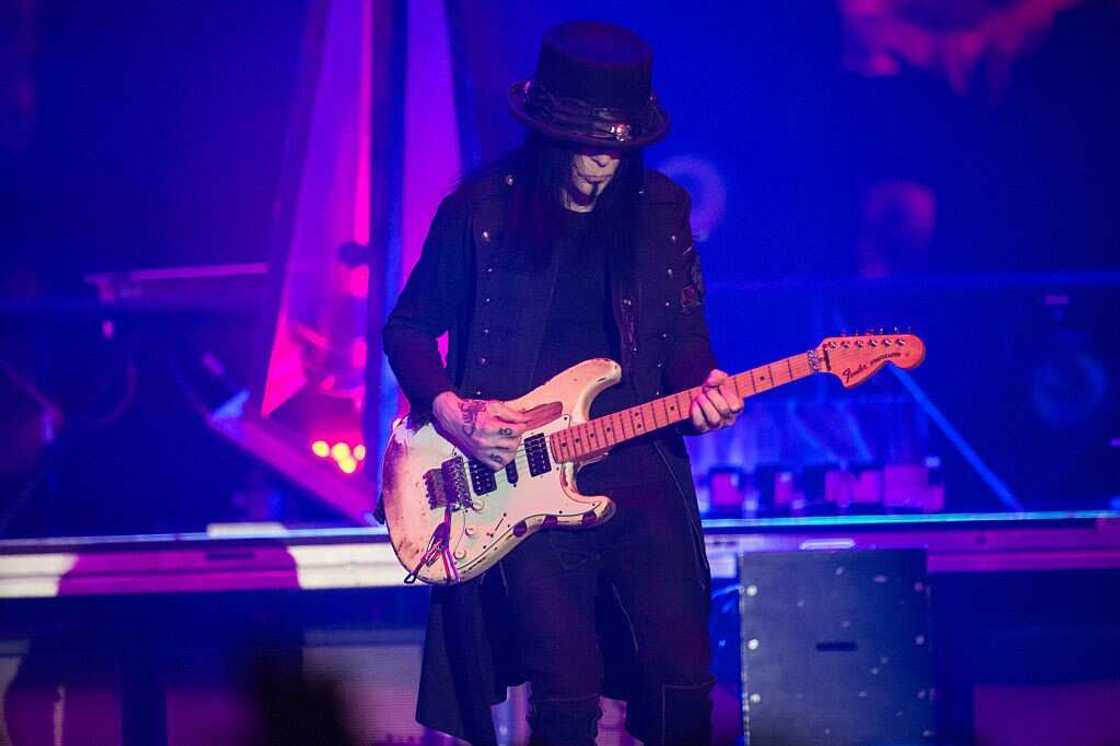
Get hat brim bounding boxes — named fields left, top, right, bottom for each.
left=507, top=80, right=669, bottom=150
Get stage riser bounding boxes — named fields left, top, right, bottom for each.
left=2, top=565, right=1119, bottom=745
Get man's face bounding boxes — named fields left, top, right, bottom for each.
left=568, top=149, right=621, bottom=201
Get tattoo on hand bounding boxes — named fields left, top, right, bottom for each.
left=460, top=399, right=486, bottom=437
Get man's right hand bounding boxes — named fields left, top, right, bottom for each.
left=432, top=391, right=530, bottom=469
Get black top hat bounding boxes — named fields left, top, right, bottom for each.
left=508, top=20, right=669, bottom=150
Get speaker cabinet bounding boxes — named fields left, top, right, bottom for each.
left=738, top=550, right=933, bottom=746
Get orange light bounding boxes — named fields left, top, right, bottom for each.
left=348, top=265, right=369, bottom=298
left=331, top=442, right=352, bottom=460
left=311, top=440, right=330, bottom=458
left=354, top=444, right=367, bottom=461
left=339, top=457, right=358, bottom=474
left=351, top=338, right=368, bottom=368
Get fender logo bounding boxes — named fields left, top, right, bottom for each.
left=842, top=364, right=868, bottom=384
left=842, top=352, right=902, bottom=383
left=872, top=351, right=902, bottom=365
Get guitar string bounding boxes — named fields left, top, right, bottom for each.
left=466, top=370, right=775, bottom=473
left=470, top=407, right=679, bottom=474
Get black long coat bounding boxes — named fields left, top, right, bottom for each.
left=382, top=158, right=719, bottom=743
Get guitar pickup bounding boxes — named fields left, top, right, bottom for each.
left=468, top=458, right=498, bottom=495
left=525, top=434, right=551, bottom=477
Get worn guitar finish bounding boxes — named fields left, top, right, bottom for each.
left=381, top=334, right=925, bottom=584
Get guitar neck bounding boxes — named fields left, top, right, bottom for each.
left=549, top=352, right=817, bottom=463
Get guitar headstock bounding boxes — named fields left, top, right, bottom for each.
left=815, top=333, right=926, bottom=388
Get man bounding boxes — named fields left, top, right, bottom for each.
left=383, top=20, right=741, bottom=745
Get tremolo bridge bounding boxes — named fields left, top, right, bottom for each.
left=422, top=432, right=554, bottom=510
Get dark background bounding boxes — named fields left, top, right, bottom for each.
left=1, top=0, right=1118, bottom=535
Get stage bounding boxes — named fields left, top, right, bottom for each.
left=3, top=0, right=1120, bottom=743
left=2, top=512, right=1119, bottom=745
left=2, top=511, right=1118, bottom=598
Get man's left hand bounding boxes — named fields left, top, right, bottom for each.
left=689, top=369, right=743, bottom=433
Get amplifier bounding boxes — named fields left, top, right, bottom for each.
left=723, top=549, right=934, bottom=746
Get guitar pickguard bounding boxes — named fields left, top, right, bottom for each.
left=381, top=358, right=622, bottom=584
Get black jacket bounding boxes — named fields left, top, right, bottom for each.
left=382, top=159, right=719, bottom=743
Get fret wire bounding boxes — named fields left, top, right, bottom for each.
left=598, top=415, right=612, bottom=447
left=666, top=392, right=683, bottom=422
left=544, top=352, right=828, bottom=464
left=595, top=414, right=613, bottom=443
left=680, top=389, right=695, bottom=422
left=583, top=421, right=596, bottom=452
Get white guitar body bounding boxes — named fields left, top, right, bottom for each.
left=381, top=358, right=622, bottom=585
left=380, top=333, right=927, bottom=585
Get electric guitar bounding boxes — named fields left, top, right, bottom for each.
left=380, top=333, right=926, bottom=584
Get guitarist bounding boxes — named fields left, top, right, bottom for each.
left=383, top=21, right=741, bottom=746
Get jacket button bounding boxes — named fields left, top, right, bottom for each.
left=622, top=297, right=633, bottom=307
left=504, top=174, right=514, bottom=186
left=478, top=356, right=488, bottom=366
left=659, top=331, right=670, bottom=340
left=482, top=327, right=490, bottom=335
left=654, top=389, right=662, bottom=396
left=631, top=345, right=639, bottom=353
left=670, top=234, right=678, bottom=243
left=474, top=389, right=482, bottom=397
left=485, top=266, right=494, bottom=273
left=656, top=360, right=664, bottom=368
left=667, top=267, right=674, bottom=278
left=483, top=296, right=491, bottom=304
left=481, top=230, right=491, bottom=242
left=664, top=299, right=672, bottom=308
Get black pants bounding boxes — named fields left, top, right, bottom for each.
left=501, top=484, right=714, bottom=745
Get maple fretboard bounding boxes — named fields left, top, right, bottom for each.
left=548, top=352, right=817, bottom=463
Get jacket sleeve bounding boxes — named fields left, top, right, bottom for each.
left=664, top=193, right=719, bottom=398
left=382, top=193, right=471, bottom=412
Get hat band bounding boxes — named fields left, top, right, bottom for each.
left=521, top=81, right=653, bottom=144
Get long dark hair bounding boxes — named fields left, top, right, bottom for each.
left=504, top=133, right=644, bottom=271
